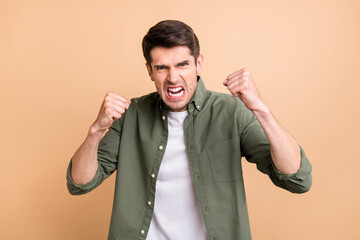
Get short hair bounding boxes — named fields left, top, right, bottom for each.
left=142, top=20, right=200, bottom=66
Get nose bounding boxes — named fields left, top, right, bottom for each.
left=167, top=67, right=179, bottom=84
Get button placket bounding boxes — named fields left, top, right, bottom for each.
left=138, top=103, right=168, bottom=239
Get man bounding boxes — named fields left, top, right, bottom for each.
left=67, top=20, right=312, bottom=240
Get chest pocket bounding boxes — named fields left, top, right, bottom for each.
left=206, top=137, right=242, bottom=182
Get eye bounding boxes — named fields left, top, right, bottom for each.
left=155, top=66, right=166, bottom=71
left=178, top=62, right=188, bottom=67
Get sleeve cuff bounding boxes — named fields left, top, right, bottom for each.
left=272, top=145, right=312, bottom=181
left=66, top=159, right=103, bottom=195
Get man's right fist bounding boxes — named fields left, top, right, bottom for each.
left=92, top=92, right=131, bottom=133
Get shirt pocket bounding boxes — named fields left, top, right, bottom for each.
left=206, top=137, right=242, bottom=182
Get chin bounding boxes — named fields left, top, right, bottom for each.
left=167, top=102, right=187, bottom=112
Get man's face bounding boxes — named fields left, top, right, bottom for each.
left=146, top=46, right=203, bottom=112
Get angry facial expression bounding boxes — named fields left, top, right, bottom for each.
left=146, top=46, right=203, bottom=112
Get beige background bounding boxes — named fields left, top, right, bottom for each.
left=1, top=0, right=359, bottom=239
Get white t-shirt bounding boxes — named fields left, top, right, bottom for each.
left=147, top=111, right=208, bottom=240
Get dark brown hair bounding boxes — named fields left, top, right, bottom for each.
left=142, top=20, right=200, bottom=66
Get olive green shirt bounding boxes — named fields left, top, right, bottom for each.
left=67, top=77, right=312, bottom=240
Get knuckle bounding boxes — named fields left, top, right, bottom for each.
left=115, top=111, right=122, bottom=117
left=242, top=70, right=250, bottom=76
left=104, top=108, right=112, bottom=115
left=119, top=101, right=126, bottom=107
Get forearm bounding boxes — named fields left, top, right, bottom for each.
left=253, top=104, right=301, bottom=174
left=71, top=125, right=105, bottom=184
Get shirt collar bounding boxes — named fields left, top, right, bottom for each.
left=188, top=75, right=207, bottom=113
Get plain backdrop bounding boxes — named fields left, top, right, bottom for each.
left=1, top=0, right=359, bottom=239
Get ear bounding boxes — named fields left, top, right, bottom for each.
left=146, top=63, right=154, bottom=81
left=196, top=54, right=204, bottom=75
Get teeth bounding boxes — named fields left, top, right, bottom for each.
left=168, top=89, right=184, bottom=97
left=168, top=87, right=182, bottom=92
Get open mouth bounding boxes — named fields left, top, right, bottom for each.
left=167, top=86, right=185, bottom=99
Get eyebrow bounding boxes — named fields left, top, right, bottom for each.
left=153, top=60, right=190, bottom=69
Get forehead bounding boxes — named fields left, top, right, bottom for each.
left=150, top=46, right=194, bottom=65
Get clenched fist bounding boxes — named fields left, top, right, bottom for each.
left=223, top=68, right=265, bottom=112
left=92, top=92, right=131, bottom=133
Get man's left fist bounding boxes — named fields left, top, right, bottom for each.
left=223, top=68, right=265, bottom=112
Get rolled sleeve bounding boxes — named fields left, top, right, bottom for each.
left=270, top=146, right=312, bottom=193
left=66, top=117, right=123, bottom=195
left=240, top=112, right=312, bottom=194
left=66, top=160, right=105, bottom=195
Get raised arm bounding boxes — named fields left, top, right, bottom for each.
left=224, top=68, right=300, bottom=174
left=70, top=92, right=131, bottom=185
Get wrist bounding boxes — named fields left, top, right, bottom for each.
left=252, top=103, right=271, bottom=119
left=88, top=123, right=106, bottom=140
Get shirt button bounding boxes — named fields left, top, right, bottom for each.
left=148, top=201, right=152, bottom=206
left=151, top=173, right=156, bottom=178
left=162, top=116, right=166, bottom=120
left=196, top=175, right=201, bottom=182
left=196, top=105, right=200, bottom=109
left=159, top=145, right=163, bottom=150
left=140, top=229, right=145, bottom=234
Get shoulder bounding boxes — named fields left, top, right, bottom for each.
left=204, top=90, right=256, bottom=124
left=127, top=92, right=160, bottom=113
left=205, top=90, right=248, bottom=112
left=131, top=92, right=159, bottom=105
